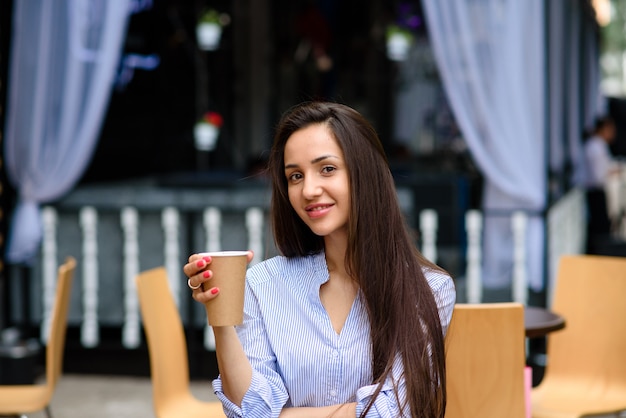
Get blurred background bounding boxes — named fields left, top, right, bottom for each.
left=0, top=0, right=625, bottom=386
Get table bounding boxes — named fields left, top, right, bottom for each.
left=524, top=306, right=566, bottom=388
left=524, top=306, right=566, bottom=338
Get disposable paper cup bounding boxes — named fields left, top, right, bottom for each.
left=199, top=251, right=249, bottom=326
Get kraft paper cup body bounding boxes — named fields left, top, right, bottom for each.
left=199, top=251, right=248, bottom=326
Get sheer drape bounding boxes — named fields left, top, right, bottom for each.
left=548, top=0, right=566, bottom=177
left=553, top=0, right=604, bottom=189
left=4, top=0, right=130, bottom=264
left=567, top=1, right=590, bottom=188
left=422, top=0, right=546, bottom=290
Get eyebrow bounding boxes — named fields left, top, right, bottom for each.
left=284, top=154, right=339, bottom=170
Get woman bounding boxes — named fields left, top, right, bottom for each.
left=184, top=101, right=456, bottom=417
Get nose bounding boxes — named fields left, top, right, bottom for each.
left=302, top=175, right=322, bottom=199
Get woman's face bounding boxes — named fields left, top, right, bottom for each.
left=283, top=123, right=351, bottom=240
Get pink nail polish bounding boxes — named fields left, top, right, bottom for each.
left=203, top=270, right=211, bottom=278
left=210, top=288, right=219, bottom=295
left=196, top=259, right=205, bottom=268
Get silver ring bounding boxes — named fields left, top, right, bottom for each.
left=188, top=278, right=201, bottom=290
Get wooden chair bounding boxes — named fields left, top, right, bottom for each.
left=135, top=267, right=226, bottom=418
left=531, top=255, right=626, bottom=418
left=0, top=256, right=76, bottom=418
left=445, top=302, right=527, bottom=418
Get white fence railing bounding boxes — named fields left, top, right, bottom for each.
left=37, top=188, right=586, bottom=351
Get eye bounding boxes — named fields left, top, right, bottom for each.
left=287, top=172, right=303, bottom=182
left=321, top=166, right=336, bottom=174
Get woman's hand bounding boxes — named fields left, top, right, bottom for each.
left=184, top=253, right=216, bottom=303
left=183, top=251, right=254, bottom=304
left=183, top=251, right=255, bottom=406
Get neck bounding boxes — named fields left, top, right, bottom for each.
left=324, top=232, right=349, bottom=277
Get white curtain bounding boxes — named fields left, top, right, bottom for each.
left=582, top=15, right=604, bottom=129
left=567, top=1, right=588, bottom=188
left=4, top=0, right=130, bottom=264
left=423, top=0, right=546, bottom=290
left=548, top=0, right=566, bottom=177
left=563, top=0, right=604, bottom=189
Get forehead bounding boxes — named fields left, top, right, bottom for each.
left=284, top=124, right=343, bottom=162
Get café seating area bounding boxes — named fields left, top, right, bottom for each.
left=5, top=255, right=626, bottom=418
left=531, top=255, right=626, bottom=418
left=0, top=184, right=623, bottom=417
left=443, top=254, right=626, bottom=418
left=0, top=257, right=76, bottom=418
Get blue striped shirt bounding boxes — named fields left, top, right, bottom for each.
left=213, top=251, right=456, bottom=417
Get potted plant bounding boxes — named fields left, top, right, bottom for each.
left=196, top=9, right=226, bottom=51
left=386, top=24, right=414, bottom=62
left=194, top=111, right=223, bottom=151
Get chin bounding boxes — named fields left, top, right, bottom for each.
left=306, top=224, right=333, bottom=237
left=308, top=228, right=330, bottom=237
left=310, top=225, right=347, bottom=239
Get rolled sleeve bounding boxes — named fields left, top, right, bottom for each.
left=355, top=357, right=405, bottom=417
left=213, top=371, right=289, bottom=418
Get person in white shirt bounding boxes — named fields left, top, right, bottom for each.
left=184, top=101, right=456, bottom=417
left=584, top=116, right=619, bottom=252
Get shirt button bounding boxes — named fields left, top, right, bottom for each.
left=332, top=350, right=339, bottom=358
left=330, top=389, right=337, bottom=397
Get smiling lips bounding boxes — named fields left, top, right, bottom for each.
left=305, top=203, right=333, bottom=218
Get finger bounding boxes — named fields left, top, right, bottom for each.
left=187, top=268, right=213, bottom=290
left=192, top=286, right=220, bottom=303
left=183, top=262, right=200, bottom=278
left=246, top=250, right=254, bottom=263
left=183, top=256, right=212, bottom=278
left=187, top=278, right=201, bottom=290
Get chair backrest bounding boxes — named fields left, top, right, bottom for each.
left=135, top=267, right=192, bottom=410
left=47, top=256, right=76, bottom=389
left=545, top=255, right=626, bottom=385
left=445, top=303, right=526, bottom=418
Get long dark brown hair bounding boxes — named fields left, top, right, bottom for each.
left=267, top=101, right=447, bottom=417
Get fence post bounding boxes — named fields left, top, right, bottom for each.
left=512, top=211, right=528, bottom=305
left=121, top=207, right=140, bottom=349
left=465, top=210, right=483, bottom=303
left=80, top=207, right=99, bottom=347
left=419, top=209, right=438, bottom=264
left=40, top=207, right=58, bottom=343
left=202, top=207, right=222, bottom=351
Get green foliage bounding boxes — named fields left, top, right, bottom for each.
left=598, top=0, right=626, bottom=95
left=386, top=24, right=414, bottom=43
left=600, top=1, right=626, bottom=54
left=199, top=9, right=221, bottom=25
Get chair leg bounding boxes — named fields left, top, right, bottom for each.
left=44, top=405, right=53, bottom=418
